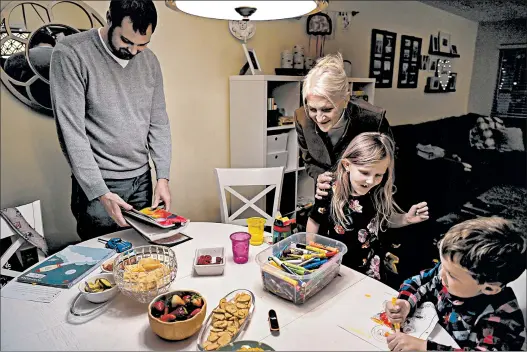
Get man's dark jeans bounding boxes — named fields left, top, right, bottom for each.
left=71, top=171, right=152, bottom=241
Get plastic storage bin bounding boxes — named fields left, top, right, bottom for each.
left=255, top=232, right=348, bottom=304
left=267, top=134, right=288, bottom=153
left=266, top=151, right=288, bottom=168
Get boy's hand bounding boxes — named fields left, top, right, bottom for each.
left=387, top=332, right=427, bottom=351
left=385, top=299, right=411, bottom=324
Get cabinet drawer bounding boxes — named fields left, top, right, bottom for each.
left=267, top=133, right=288, bottom=153
left=266, top=151, right=288, bottom=168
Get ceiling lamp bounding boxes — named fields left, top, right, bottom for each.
left=165, top=1, right=328, bottom=21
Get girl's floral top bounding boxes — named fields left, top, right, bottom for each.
left=309, top=183, right=397, bottom=282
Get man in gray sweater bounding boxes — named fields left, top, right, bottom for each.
left=50, top=0, right=172, bottom=241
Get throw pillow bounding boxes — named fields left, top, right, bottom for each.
left=469, top=116, right=505, bottom=150
left=496, top=127, right=525, bottom=152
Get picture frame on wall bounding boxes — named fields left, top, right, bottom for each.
left=439, top=31, right=451, bottom=53
left=448, top=72, right=457, bottom=90
left=428, top=77, right=440, bottom=90
left=429, top=57, right=437, bottom=72
left=369, top=29, right=397, bottom=88
left=397, top=34, right=422, bottom=88
left=450, top=45, right=458, bottom=55
left=430, top=35, right=439, bottom=52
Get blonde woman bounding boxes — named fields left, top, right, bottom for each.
left=295, top=53, right=392, bottom=199
left=307, top=132, right=429, bottom=283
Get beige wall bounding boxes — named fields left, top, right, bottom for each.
left=468, top=19, right=527, bottom=116
left=1, top=1, right=480, bottom=249
left=325, top=1, right=478, bottom=125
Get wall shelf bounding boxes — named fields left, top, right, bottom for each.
left=428, top=49, right=460, bottom=58
left=424, top=88, right=456, bottom=93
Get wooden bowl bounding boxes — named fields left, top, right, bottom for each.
left=148, top=289, right=207, bottom=341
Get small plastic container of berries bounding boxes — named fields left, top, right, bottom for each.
left=193, top=247, right=225, bottom=276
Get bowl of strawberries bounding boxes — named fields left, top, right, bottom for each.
left=194, top=247, right=225, bottom=276
left=148, top=289, right=207, bottom=340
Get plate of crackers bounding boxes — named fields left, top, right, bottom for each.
left=196, top=289, right=255, bottom=351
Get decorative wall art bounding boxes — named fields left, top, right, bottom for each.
left=428, top=32, right=460, bottom=58
left=424, top=59, right=457, bottom=93
left=397, top=35, right=421, bottom=88
left=368, top=29, right=397, bottom=88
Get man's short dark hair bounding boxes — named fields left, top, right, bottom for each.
left=31, top=29, right=56, bottom=47
left=109, top=0, right=157, bottom=35
left=441, top=217, right=527, bottom=285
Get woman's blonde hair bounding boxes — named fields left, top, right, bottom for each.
left=302, top=52, right=349, bottom=108
left=331, top=132, right=402, bottom=233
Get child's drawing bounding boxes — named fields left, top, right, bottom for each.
left=339, top=292, right=439, bottom=350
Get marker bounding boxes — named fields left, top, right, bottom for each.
left=263, top=264, right=299, bottom=287
left=299, top=257, right=316, bottom=267
left=295, top=243, right=328, bottom=254
left=303, top=259, right=328, bottom=270
left=269, top=256, right=296, bottom=275
left=283, top=262, right=312, bottom=274
left=309, top=241, right=338, bottom=252
left=391, top=297, right=400, bottom=332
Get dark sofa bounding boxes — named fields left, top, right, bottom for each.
left=379, top=113, right=527, bottom=288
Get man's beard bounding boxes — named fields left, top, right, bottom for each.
left=108, top=26, right=136, bottom=60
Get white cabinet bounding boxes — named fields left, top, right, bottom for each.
left=229, top=75, right=376, bottom=219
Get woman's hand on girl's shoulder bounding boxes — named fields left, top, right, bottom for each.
left=315, top=172, right=334, bottom=200
left=404, top=202, right=429, bottom=225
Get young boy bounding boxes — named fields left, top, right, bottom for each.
left=385, top=217, right=526, bottom=351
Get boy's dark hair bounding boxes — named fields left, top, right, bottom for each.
left=441, top=217, right=526, bottom=285
left=108, top=0, right=157, bottom=35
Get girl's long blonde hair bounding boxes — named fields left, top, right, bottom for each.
left=330, top=132, right=402, bottom=233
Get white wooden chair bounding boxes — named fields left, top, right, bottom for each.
left=508, top=270, right=526, bottom=326
left=214, top=167, right=284, bottom=227
left=0, top=200, right=45, bottom=278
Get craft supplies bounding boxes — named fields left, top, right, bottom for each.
left=309, top=241, right=338, bottom=252
left=256, top=233, right=348, bottom=304
left=391, top=297, right=401, bottom=332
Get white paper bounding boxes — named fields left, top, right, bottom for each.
left=338, top=291, right=438, bottom=350
left=1, top=282, right=62, bottom=303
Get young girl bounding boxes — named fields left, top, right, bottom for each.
left=307, top=132, right=429, bottom=283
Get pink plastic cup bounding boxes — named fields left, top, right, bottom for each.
left=230, top=232, right=251, bottom=264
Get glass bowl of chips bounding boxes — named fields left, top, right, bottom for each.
left=113, top=245, right=177, bottom=303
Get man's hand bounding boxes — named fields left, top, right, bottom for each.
left=152, top=178, right=171, bottom=211
left=385, top=299, right=411, bottom=325
left=315, top=172, right=333, bottom=200
left=99, top=192, right=133, bottom=227
left=387, top=332, right=427, bottom=351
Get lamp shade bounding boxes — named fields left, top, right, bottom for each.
left=166, top=1, right=328, bottom=21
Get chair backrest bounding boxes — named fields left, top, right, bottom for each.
left=214, top=167, right=284, bottom=227
left=508, top=270, right=527, bottom=326
left=1, top=200, right=45, bottom=278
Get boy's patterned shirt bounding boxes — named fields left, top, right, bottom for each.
left=398, top=263, right=526, bottom=351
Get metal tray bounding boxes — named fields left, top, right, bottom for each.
left=196, top=289, right=256, bottom=351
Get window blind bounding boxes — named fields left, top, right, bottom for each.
left=491, top=47, right=527, bottom=119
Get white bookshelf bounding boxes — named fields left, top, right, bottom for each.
left=229, top=75, right=375, bottom=219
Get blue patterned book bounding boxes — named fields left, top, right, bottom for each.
left=16, top=245, right=114, bottom=288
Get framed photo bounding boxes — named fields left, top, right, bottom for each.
left=448, top=72, right=457, bottom=90
left=420, top=55, right=429, bottom=70
left=429, top=77, right=440, bottom=90
left=429, top=57, right=437, bottom=72
left=242, top=43, right=262, bottom=75
left=450, top=45, right=458, bottom=55
left=369, top=29, right=397, bottom=88
left=397, top=34, right=422, bottom=88
left=439, top=31, right=451, bottom=53
left=430, top=35, right=439, bottom=52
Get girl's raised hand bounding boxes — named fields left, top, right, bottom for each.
left=404, top=202, right=429, bottom=224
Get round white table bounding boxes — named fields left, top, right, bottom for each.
left=1, top=222, right=458, bottom=351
